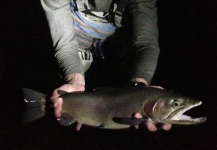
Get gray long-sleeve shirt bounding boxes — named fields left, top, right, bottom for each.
left=41, top=0, right=160, bottom=84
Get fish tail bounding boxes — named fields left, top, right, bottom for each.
left=22, top=88, right=47, bottom=122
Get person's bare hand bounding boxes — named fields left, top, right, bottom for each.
left=134, top=85, right=172, bottom=131
left=134, top=113, right=172, bottom=131
left=50, top=73, right=85, bottom=130
left=50, top=83, right=85, bottom=117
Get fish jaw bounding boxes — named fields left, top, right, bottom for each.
left=164, top=101, right=207, bottom=125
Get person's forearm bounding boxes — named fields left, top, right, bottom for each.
left=41, top=0, right=84, bottom=79
left=67, top=73, right=85, bottom=86
left=129, top=0, right=160, bottom=84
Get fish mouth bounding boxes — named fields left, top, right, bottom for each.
left=167, top=101, right=207, bottom=125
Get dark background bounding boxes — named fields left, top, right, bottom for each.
left=0, top=0, right=216, bottom=149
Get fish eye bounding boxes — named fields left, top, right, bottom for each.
left=173, top=100, right=181, bottom=107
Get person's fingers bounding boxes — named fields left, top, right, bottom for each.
left=134, top=113, right=142, bottom=129
left=134, top=113, right=142, bottom=118
left=54, top=97, right=63, bottom=118
left=162, top=123, right=172, bottom=131
left=76, top=123, right=82, bottom=131
left=50, top=89, right=58, bottom=102
left=146, top=122, right=157, bottom=132
left=50, top=90, right=59, bottom=117
left=134, top=112, right=172, bottom=131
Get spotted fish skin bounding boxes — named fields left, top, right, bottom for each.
left=22, top=87, right=206, bottom=129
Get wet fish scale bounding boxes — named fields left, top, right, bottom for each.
left=22, top=87, right=206, bottom=129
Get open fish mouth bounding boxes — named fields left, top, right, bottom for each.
left=167, top=101, right=207, bottom=125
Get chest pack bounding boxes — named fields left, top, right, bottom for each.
left=73, top=0, right=130, bottom=27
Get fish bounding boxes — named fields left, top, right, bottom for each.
left=22, top=87, right=206, bottom=129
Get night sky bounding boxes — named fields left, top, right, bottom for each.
left=0, top=0, right=216, bottom=149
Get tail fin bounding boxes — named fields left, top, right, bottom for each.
left=22, top=88, right=47, bottom=122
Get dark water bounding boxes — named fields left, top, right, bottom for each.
left=0, top=0, right=216, bottom=149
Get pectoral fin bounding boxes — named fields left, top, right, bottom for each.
left=57, top=113, right=75, bottom=126
left=112, top=117, right=148, bottom=126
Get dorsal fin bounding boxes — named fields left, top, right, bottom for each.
left=57, top=90, right=68, bottom=96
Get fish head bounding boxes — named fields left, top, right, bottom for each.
left=143, top=91, right=206, bottom=125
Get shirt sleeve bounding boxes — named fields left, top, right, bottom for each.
left=128, top=0, right=160, bottom=84
left=40, top=0, right=84, bottom=80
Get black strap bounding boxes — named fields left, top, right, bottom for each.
left=114, top=0, right=130, bottom=27
left=116, top=0, right=129, bottom=15
left=74, top=0, right=130, bottom=26
left=106, top=0, right=116, bottom=23
left=83, top=3, right=92, bottom=16
left=73, top=0, right=78, bottom=11
left=107, top=0, right=130, bottom=27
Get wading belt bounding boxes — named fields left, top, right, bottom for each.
left=78, top=0, right=130, bottom=27
left=70, top=0, right=130, bottom=59
left=70, top=0, right=116, bottom=59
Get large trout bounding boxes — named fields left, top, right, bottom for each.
left=22, top=87, right=206, bottom=129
